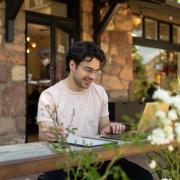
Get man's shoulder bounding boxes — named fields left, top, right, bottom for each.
left=91, top=82, right=105, bottom=90
left=90, top=82, right=107, bottom=95
left=41, top=81, right=63, bottom=96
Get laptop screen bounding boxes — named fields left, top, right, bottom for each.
left=137, top=102, right=169, bottom=134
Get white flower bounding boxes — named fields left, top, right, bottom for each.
left=148, top=128, right=169, bottom=145
left=175, top=122, right=180, bottom=143
left=163, top=125, right=174, bottom=142
left=153, top=88, right=171, bottom=103
left=148, top=160, right=156, bottom=169
left=167, top=145, right=174, bottom=152
left=170, top=95, right=180, bottom=110
left=161, top=178, right=172, bottom=180
left=160, top=118, right=171, bottom=126
left=156, top=110, right=166, bottom=119
left=167, top=109, right=178, bottom=121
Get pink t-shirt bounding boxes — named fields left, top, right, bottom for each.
left=37, top=81, right=109, bottom=137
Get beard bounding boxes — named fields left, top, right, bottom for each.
left=74, top=75, right=93, bottom=89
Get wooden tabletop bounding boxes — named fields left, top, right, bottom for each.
left=0, top=140, right=161, bottom=179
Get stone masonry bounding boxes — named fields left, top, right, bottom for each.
left=0, top=1, right=25, bottom=145
left=0, top=0, right=133, bottom=145
left=81, top=1, right=133, bottom=101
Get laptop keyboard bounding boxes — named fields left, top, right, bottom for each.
left=100, top=131, right=141, bottom=141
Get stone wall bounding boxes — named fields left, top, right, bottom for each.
left=0, top=0, right=133, bottom=144
left=80, top=1, right=133, bottom=102
left=0, top=2, right=26, bottom=145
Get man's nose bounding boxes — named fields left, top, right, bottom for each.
left=88, top=72, right=96, bottom=79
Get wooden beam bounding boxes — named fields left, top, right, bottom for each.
left=94, top=0, right=125, bottom=42
left=93, top=0, right=101, bottom=43
left=97, top=2, right=121, bottom=35
left=5, top=0, right=24, bottom=42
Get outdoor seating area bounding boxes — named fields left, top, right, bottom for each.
left=0, top=0, right=180, bottom=179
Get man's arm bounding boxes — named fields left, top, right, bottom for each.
left=38, top=121, right=64, bottom=142
left=99, top=116, right=126, bottom=135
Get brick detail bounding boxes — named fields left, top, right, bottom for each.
left=80, top=0, right=93, bottom=12
left=0, top=3, right=25, bottom=145
left=11, top=65, right=25, bottom=81
left=81, top=13, right=93, bottom=31
left=0, top=117, right=16, bottom=136
left=101, top=42, right=109, bottom=54
left=0, top=65, right=11, bottom=83
left=102, top=75, right=124, bottom=90
left=107, top=90, right=128, bottom=102
left=0, top=18, right=2, bottom=27
left=2, top=82, right=25, bottom=117
left=119, top=66, right=133, bottom=81
left=0, top=50, right=25, bottom=65
left=81, top=32, right=93, bottom=41
left=0, top=34, right=2, bottom=45
left=15, top=116, right=26, bottom=134
left=101, top=31, right=110, bottom=43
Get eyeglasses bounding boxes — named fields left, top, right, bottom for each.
left=79, top=65, right=104, bottom=75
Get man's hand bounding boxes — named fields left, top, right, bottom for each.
left=38, top=122, right=65, bottom=142
left=100, top=122, right=126, bottom=135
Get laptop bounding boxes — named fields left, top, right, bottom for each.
left=101, top=102, right=169, bottom=141
left=67, top=135, right=117, bottom=147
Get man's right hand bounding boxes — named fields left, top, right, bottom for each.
left=38, top=121, right=65, bottom=142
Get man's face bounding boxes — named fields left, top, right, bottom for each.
left=71, top=58, right=101, bottom=90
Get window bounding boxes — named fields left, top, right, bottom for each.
left=132, top=15, right=142, bottom=37
left=132, top=45, right=179, bottom=102
left=173, top=25, right=180, bottom=44
left=159, top=23, right=169, bottom=41
left=145, top=18, right=157, bottom=40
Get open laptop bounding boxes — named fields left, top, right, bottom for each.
left=101, top=102, right=169, bottom=141
left=66, top=135, right=117, bottom=147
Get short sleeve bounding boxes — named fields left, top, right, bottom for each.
left=37, top=91, right=57, bottom=125
left=100, top=88, right=109, bottom=118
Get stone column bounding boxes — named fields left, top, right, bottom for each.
left=0, top=1, right=26, bottom=145
left=80, top=1, right=133, bottom=102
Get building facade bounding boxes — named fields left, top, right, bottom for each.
left=0, top=0, right=179, bottom=145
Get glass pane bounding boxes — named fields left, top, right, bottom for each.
left=26, top=23, right=50, bottom=141
left=132, top=15, right=142, bottom=37
left=27, top=23, right=50, bottom=83
left=145, top=18, right=157, bottom=40
left=159, top=23, right=169, bottom=41
left=173, top=25, right=180, bottom=44
left=24, top=0, right=67, bottom=18
left=132, top=45, right=179, bottom=102
left=55, top=29, right=69, bottom=82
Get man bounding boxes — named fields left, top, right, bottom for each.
left=37, top=41, right=152, bottom=180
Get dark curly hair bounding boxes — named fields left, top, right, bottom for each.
left=65, top=41, right=106, bottom=72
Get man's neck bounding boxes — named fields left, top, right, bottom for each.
left=64, top=76, right=87, bottom=92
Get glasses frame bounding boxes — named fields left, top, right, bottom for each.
left=79, top=64, right=104, bottom=76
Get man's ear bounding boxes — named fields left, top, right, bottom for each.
left=69, top=60, right=76, bottom=71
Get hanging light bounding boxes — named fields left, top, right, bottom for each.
left=31, top=42, right=37, bottom=48
left=26, top=36, right=30, bottom=42
left=169, top=15, right=173, bottom=21
left=26, top=36, right=37, bottom=54
left=26, top=48, right=30, bottom=54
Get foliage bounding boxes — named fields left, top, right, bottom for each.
left=48, top=135, right=129, bottom=180
left=146, top=84, right=180, bottom=180
left=132, top=46, right=148, bottom=101
left=46, top=104, right=129, bottom=180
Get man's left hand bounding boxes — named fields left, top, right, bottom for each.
left=100, top=122, right=126, bottom=135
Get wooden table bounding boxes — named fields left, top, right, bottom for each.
left=0, top=140, right=161, bottom=179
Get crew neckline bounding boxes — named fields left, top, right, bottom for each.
left=62, top=80, right=89, bottom=95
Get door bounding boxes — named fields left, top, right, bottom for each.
left=26, top=11, right=78, bottom=142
